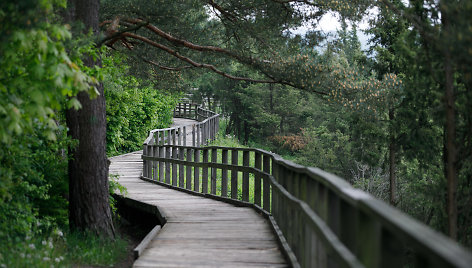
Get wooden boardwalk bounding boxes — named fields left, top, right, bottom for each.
left=109, top=118, right=287, bottom=267
left=171, top=118, right=198, bottom=146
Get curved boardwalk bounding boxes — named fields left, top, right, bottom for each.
left=109, top=118, right=287, bottom=267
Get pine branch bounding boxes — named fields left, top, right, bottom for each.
left=122, top=32, right=279, bottom=84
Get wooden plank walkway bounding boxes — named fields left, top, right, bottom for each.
left=110, top=152, right=287, bottom=267
left=109, top=120, right=287, bottom=267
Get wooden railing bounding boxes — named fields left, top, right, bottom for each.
left=141, top=103, right=472, bottom=268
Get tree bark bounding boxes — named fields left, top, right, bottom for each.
left=67, top=0, right=115, bottom=237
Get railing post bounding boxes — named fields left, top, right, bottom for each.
left=183, top=126, right=187, bottom=146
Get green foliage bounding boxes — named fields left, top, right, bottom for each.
left=0, top=228, right=67, bottom=268
left=109, top=174, right=127, bottom=215
left=0, top=123, right=71, bottom=243
left=0, top=228, right=128, bottom=267
left=103, top=54, right=181, bottom=156
left=0, top=0, right=97, bottom=144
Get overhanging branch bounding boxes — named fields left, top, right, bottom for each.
left=98, top=18, right=149, bottom=47
left=100, top=17, right=329, bottom=95
left=122, top=32, right=279, bottom=84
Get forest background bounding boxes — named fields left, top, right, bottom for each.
left=1, top=0, right=471, bottom=266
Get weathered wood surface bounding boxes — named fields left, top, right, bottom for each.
left=109, top=151, right=287, bottom=267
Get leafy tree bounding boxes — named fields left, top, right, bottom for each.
left=0, top=0, right=98, bottom=240
left=370, top=0, right=472, bottom=242
left=103, top=54, right=180, bottom=156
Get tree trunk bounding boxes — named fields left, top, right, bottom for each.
left=389, top=108, right=397, bottom=206
left=67, top=0, right=115, bottom=237
left=441, top=3, right=458, bottom=240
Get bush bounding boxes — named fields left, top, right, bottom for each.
left=103, top=54, right=181, bottom=156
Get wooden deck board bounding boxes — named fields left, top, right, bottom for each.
left=109, top=151, right=287, bottom=267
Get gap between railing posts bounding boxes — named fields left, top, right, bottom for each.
left=141, top=103, right=472, bottom=268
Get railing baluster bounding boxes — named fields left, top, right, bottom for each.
left=185, top=148, right=192, bottom=190
left=179, top=146, right=185, bottom=187
left=172, top=129, right=176, bottom=145
left=147, top=145, right=153, bottom=179
left=263, top=154, right=271, bottom=211
left=242, top=150, right=250, bottom=202
left=153, top=145, right=158, bottom=181
left=202, top=149, right=209, bottom=194
left=197, top=124, right=201, bottom=147
left=165, top=146, right=171, bottom=184
left=194, top=148, right=200, bottom=192
left=380, top=229, right=405, bottom=268
left=254, top=151, right=262, bottom=207
left=159, top=145, right=164, bottom=182
left=192, top=125, right=196, bottom=147
left=177, top=127, right=181, bottom=146
left=221, top=149, right=228, bottom=197
left=231, top=149, right=239, bottom=200
left=357, top=210, right=381, bottom=268
left=143, top=144, right=148, bottom=178
left=172, top=146, right=177, bottom=186
left=211, top=148, right=217, bottom=195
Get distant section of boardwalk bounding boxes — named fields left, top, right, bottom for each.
left=109, top=117, right=287, bottom=267
left=171, top=118, right=198, bottom=146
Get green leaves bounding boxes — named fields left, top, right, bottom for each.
left=103, top=53, right=181, bottom=156
left=0, top=15, right=99, bottom=143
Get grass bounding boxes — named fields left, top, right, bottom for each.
left=0, top=228, right=129, bottom=268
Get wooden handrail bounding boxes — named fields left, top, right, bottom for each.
left=141, top=103, right=472, bottom=268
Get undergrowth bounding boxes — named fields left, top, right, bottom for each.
left=0, top=228, right=128, bottom=268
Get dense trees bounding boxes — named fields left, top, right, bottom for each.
left=1, top=0, right=471, bottom=252
left=0, top=0, right=180, bottom=256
